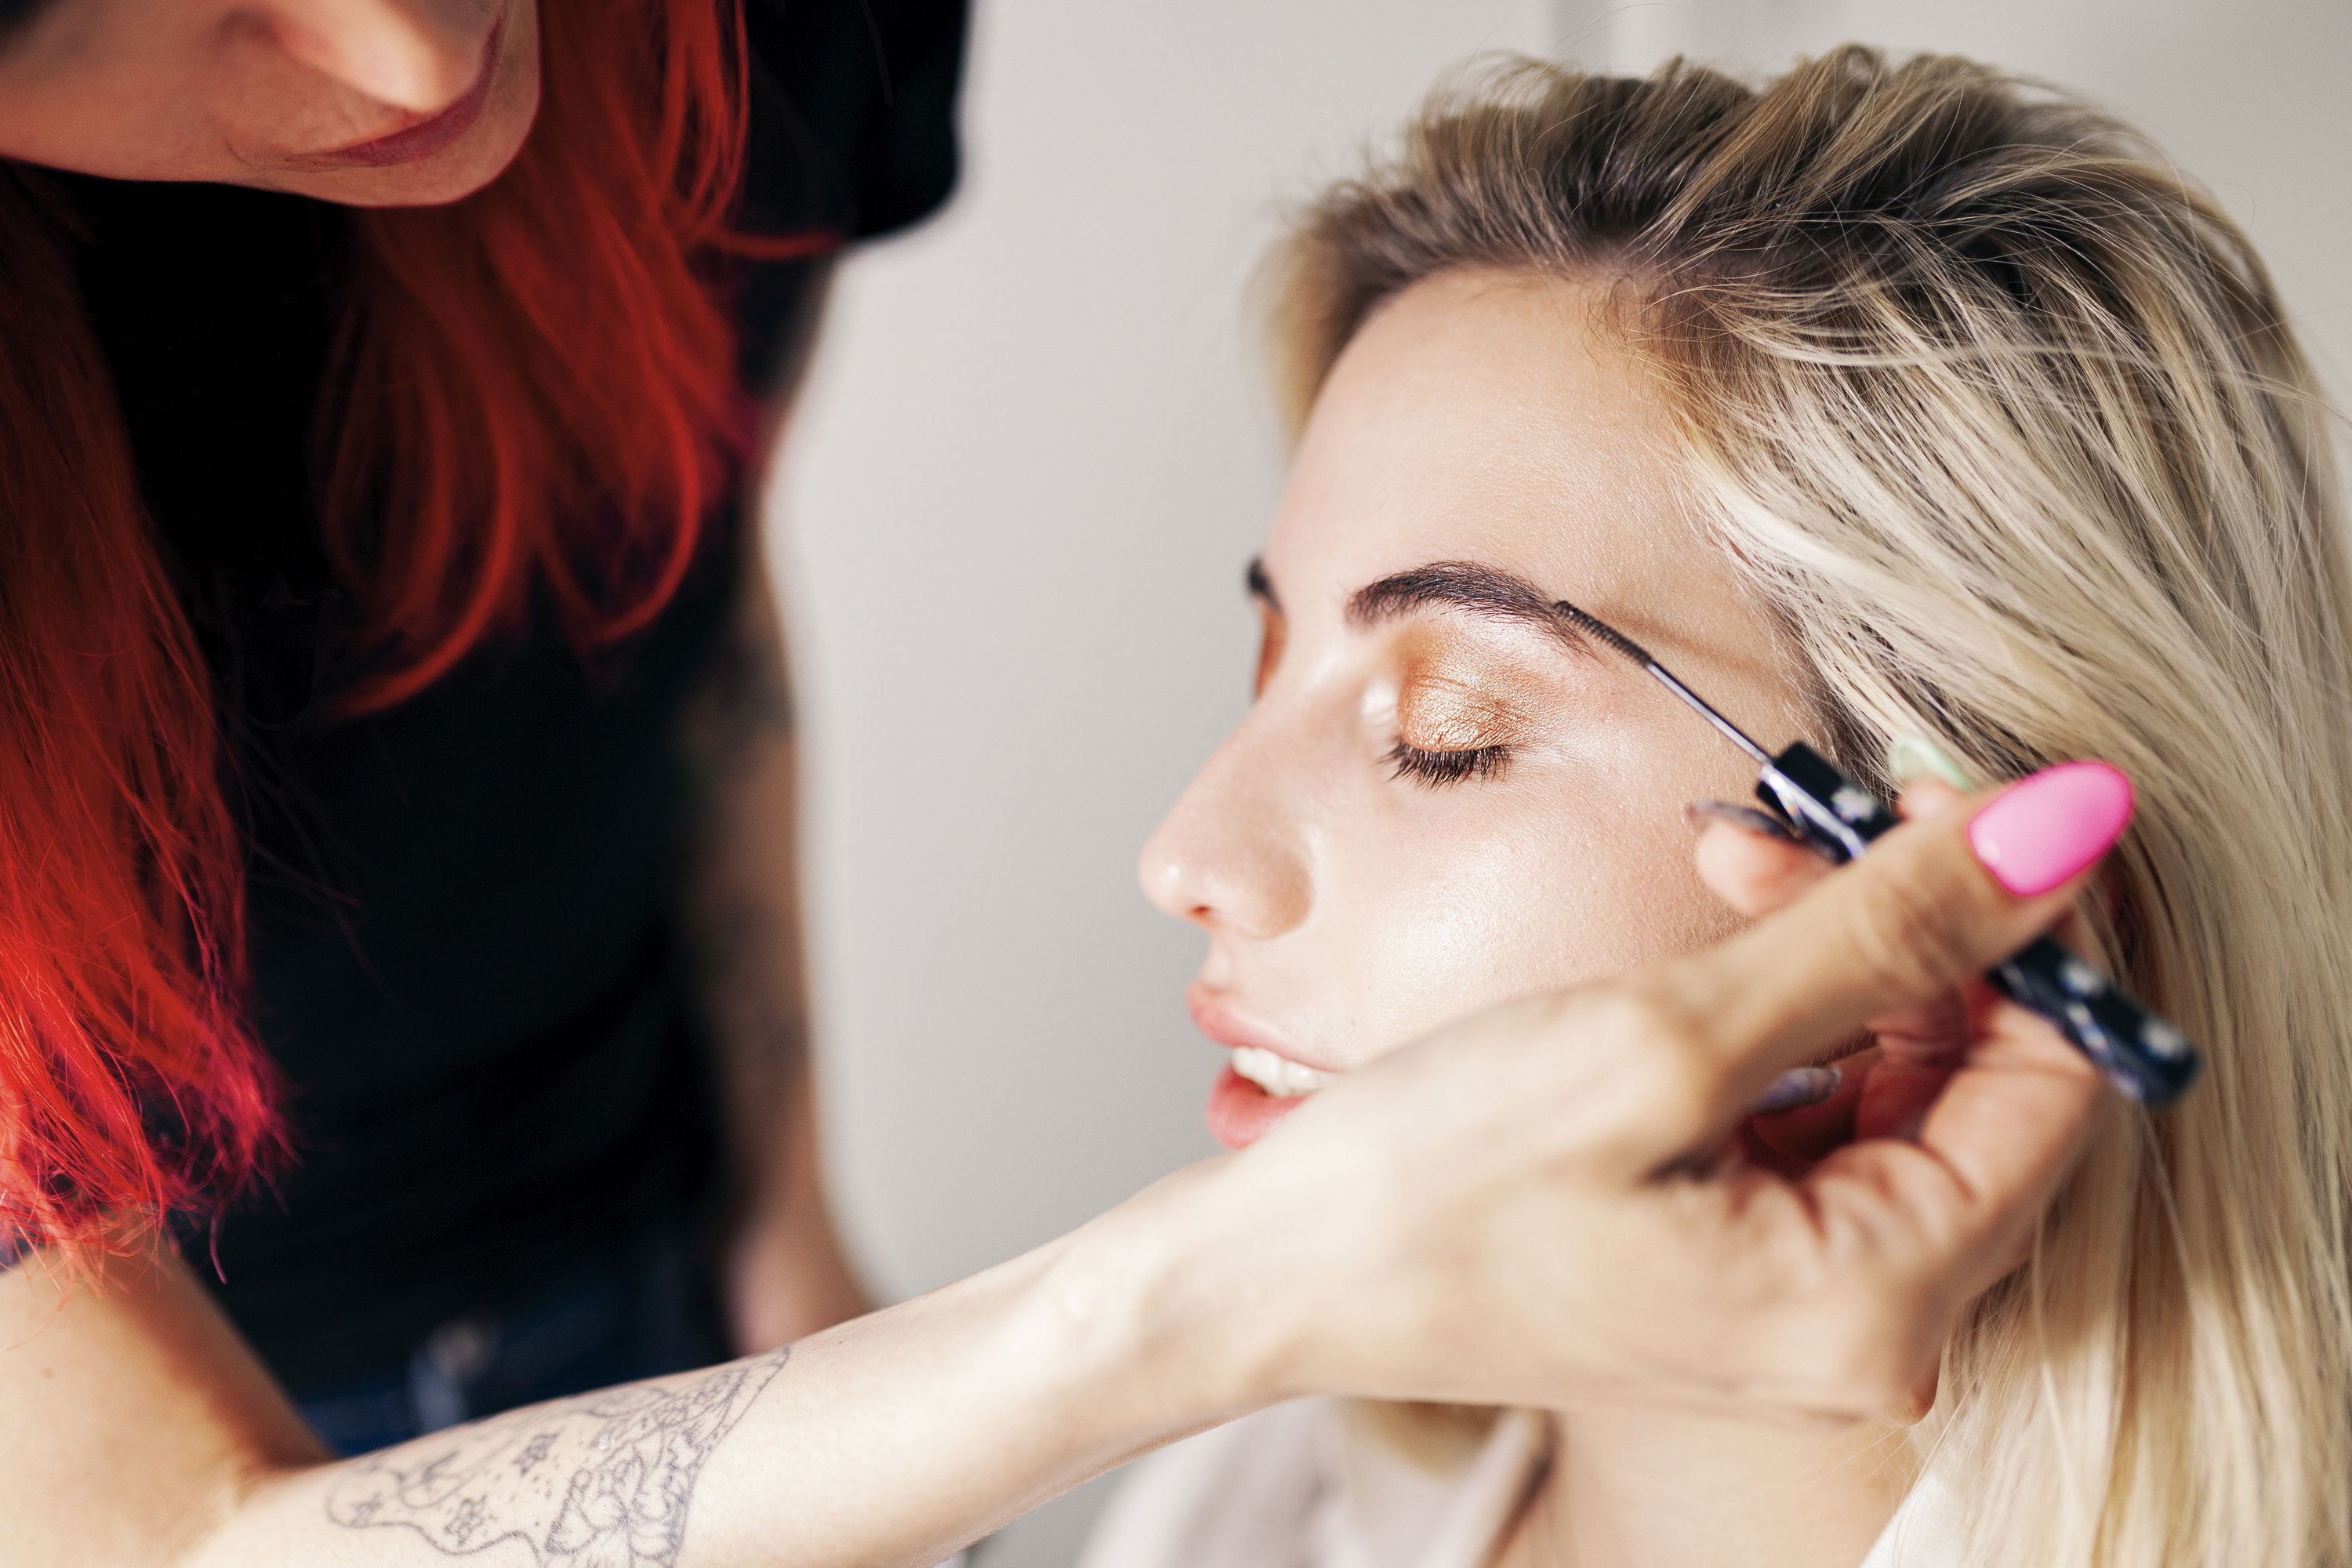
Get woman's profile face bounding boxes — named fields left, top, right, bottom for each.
left=1142, top=270, right=1816, bottom=1148
left=0, top=0, right=538, bottom=205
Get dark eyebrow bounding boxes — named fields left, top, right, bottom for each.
left=1345, top=561, right=1595, bottom=654
left=1245, top=557, right=1282, bottom=615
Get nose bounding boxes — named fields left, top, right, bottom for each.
left=263, top=0, right=492, bottom=114
left=1138, top=713, right=1315, bottom=942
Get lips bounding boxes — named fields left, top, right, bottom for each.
left=1207, top=1064, right=1312, bottom=1150
left=1189, top=992, right=1338, bottom=1149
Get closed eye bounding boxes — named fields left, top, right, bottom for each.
left=1385, top=741, right=1512, bottom=788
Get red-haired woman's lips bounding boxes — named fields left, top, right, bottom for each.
left=284, top=9, right=507, bottom=170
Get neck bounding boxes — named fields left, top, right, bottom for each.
left=1502, top=1406, right=1915, bottom=1568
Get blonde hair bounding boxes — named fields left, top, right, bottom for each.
left=1270, top=47, right=2352, bottom=1567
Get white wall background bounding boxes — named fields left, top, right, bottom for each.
left=771, top=3, right=2349, bottom=1562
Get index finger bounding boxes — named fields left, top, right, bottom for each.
left=1657, top=764, right=2132, bottom=1123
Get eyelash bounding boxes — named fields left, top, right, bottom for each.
left=1384, top=742, right=1512, bottom=788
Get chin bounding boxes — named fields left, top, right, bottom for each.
left=277, top=85, right=539, bottom=208
left=318, top=123, right=533, bottom=207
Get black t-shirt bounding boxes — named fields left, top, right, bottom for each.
left=44, top=0, right=967, bottom=1391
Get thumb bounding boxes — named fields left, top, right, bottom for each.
left=1656, top=762, right=2134, bottom=1127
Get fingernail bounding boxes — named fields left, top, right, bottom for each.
left=1888, top=735, right=1973, bottom=790
left=1968, top=761, right=2134, bottom=896
left=1686, top=800, right=1798, bottom=841
left=1750, top=1065, right=1841, bottom=1115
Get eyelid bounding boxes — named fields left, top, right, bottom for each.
left=1395, top=666, right=1536, bottom=753
left=1384, top=633, right=1550, bottom=787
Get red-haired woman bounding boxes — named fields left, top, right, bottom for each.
left=0, top=0, right=961, bottom=1457
left=0, top=5, right=2125, bottom=1564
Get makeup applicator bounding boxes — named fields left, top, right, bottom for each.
left=1555, top=601, right=2201, bottom=1107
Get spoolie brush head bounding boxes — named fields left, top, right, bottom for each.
left=1553, top=601, right=1655, bottom=668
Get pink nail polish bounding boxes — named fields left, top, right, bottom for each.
left=1968, top=761, right=2135, bottom=896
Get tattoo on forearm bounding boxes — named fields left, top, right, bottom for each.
left=326, top=1348, right=789, bottom=1563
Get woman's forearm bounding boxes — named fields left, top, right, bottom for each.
left=227, top=1200, right=1256, bottom=1566
left=1, top=1167, right=1272, bottom=1568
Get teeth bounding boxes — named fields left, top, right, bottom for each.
left=1229, top=1045, right=1334, bottom=1098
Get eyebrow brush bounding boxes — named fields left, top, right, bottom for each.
left=1555, top=601, right=2201, bottom=1107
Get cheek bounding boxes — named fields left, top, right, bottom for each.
left=1311, top=785, right=1746, bottom=1063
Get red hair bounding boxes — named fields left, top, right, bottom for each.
left=0, top=0, right=829, bottom=1261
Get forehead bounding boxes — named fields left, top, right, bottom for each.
left=1266, top=269, right=1737, bottom=643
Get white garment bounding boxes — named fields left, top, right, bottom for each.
left=1078, top=1399, right=1962, bottom=1568
left=1859, top=1473, right=1962, bottom=1568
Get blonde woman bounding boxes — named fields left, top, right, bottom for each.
left=1087, top=47, right=2350, bottom=1568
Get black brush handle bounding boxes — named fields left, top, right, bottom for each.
left=1756, top=745, right=1904, bottom=861
left=1753, top=743, right=2201, bottom=1107
left=1985, top=937, right=2200, bottom=1105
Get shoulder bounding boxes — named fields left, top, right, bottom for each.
left=738, top=0, right=971, bottom=242
left=729, top=0, right=970, bottom=390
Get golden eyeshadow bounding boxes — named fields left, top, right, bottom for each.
left=1392, top=627, right=1548, bottom=752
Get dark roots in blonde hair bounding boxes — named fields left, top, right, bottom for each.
left=1274, top=48, right=2303, bottom=466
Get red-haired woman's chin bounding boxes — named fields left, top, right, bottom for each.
left=1207, top=1064, right=1313, bottom=1150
